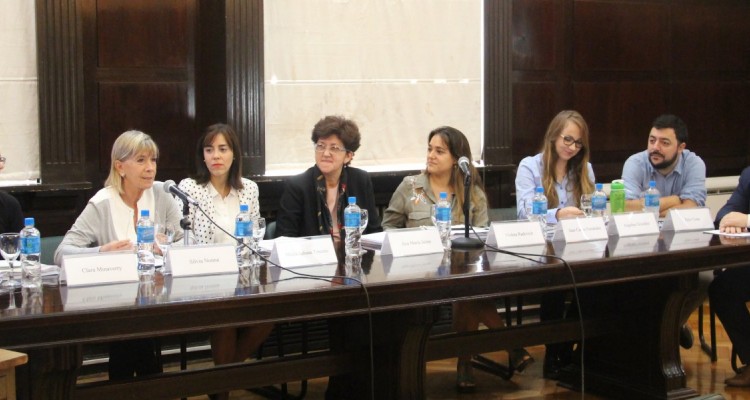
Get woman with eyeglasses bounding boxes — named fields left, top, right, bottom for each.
left=515, top=110, right=595, bottom=222
left=515, top=110, right=595, bottom=380
left=276, top=115, right=382, bottom=239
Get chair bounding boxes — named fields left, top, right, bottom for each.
left=40, top=235, right=64, bottom=265
left=264, top=220, right=276, bottom=240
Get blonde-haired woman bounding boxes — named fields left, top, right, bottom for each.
left=515, top=110, right=596, bottom=378
left=55, top=130, right=183, bottom=379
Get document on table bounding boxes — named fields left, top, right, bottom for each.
left=704, top=229, right=750, bottom=237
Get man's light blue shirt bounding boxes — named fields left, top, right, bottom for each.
left=621, top=149, right=706, bottom=206
left=515, top=153, right=596, bottom=223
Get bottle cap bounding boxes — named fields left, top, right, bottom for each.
left=348, top=196, right=356, bottom=204
left=140, top=209, right=149, bottom=217
left=535, top=186, right=543, bottom=193
left=649, top=180, right=656, bottom=188
left=595, top=183, right=603, bottom=190
left=240, top=204, right=249, bottom=212
left=24, top=217, right=35, bottom=226
left=439, top=192, right=447, bottom=199
left=611, top=180, right=624, bottom=190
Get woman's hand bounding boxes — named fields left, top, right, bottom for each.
left=556, top=206, right=584, bottom=220
left=719, top=212, right=748, bottom=234
left=100, top=239, right=133, bottom=253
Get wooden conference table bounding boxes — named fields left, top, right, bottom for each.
left=1, top=231, right=749, bottom=400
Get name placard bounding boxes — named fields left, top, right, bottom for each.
left=270, top=236, right=338, bottom=267
left=608, top=234, right=659, bottom=257
left=661, top=208, right=714, bottom=232
left=607, top=212, right=660, bottom=237
left=63, top=282, right=139, bottom=310
left=166, top=244, right=238, bottom=277
left=486, top=221, right=545, bottom=248
left=61, top=251, right=139, bottom=287
left=551, top=217, right=608, bottom=243
left=380, top=228, right=444, bottom=257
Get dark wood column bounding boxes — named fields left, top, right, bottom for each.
left=483, top=1, right=513, bottom=167
left=226, top=0, right=265, bottom=176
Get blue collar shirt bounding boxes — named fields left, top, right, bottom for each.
left=621, top=149, right=706, bottom=206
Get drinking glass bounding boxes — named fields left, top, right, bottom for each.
left=358, top=210, right=369, bottom=255
left=430, top=204, right=437, bottom=226
left=580, top=193, right=593, bottom=217
left=155, top=223, right=175, bottom=258
left=0, top=233, right=22, bottom=288
left=252, top=217, right=266, bottom=244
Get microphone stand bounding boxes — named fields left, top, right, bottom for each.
left=180, top=202, right=192, bottom=245
left=451, top=172, right=484, bottom=250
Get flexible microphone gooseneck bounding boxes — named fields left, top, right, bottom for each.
left=451, top=157, right=484, bottom=250
left=162, top=180, right=195, bottom=245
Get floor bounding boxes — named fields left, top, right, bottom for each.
left=81, top=301, right=750, bottom=399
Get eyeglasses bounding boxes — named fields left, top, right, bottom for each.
left=0, top=156, right=6, bottom=163
left=560, top=135, right=584, bottom=149
left=313, top=143, right=348, bottom=154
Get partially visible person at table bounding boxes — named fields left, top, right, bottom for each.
left=0, top=151, right=25, bottom=239
left=622, top=114, right=706, bottom=216
left=276, top=115, right=382, bottom=239
left=621, top=113, right=706, bottom=350
left=54, top=130, right=183, bottom=380
left=515, top=110, right=595, bottom=380
left=709, top=166, right=750, bottom=387
left=176, top=123, right=273, bottom=400
left=383, top=126, right=531, bottom=393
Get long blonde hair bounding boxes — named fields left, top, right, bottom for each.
left=539, top=111, right=594, bottom=207
left=104, top=130, right=159, bottom=194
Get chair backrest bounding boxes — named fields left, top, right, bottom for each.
left=41, top=236, right=64, bottom=265
left=488, top=207, right=518, bottom=222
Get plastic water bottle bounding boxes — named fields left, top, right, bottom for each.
left=591, top=183, right=608, bottom=219
left=136, top=209, right=156, bottom=279
left=532, top=187, right=548, bottom=223
left=235, top=204, right=253, bottom=268
left=435, top=192, right=452, bottom=250
left=344, top=196, right=362, bottom=256
left=20, top=217, right=42, bottom=285
left=643, top=180, right=660, bottom=219
left=610, top=179, right=626, bottom=214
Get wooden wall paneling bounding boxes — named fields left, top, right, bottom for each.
left=511, top=0, right=558, bottom=72
left=35, top=0, right=87, bottom=184
left=511, top=82, right=559, bottom=162
left=194, top=0, right=228, bottom=146
left=226, top=0, right=265, bottom=176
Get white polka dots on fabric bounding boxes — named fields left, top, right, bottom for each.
left=175, top=178, right=261, bottom=245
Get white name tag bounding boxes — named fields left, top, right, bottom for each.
left=63, top=282, right=139, bottom=310
left=663, top=231, right=713, bottom=251
left=552, top=240, right=607, bottom=261
left=608, top=212, right=660, bottom=237
left=380, top=228, right=444, bottom=257
left=551, top=217, right=608, bottom=243
left=661, top=208, right=714, bottom=232
left=381, top=252, right=446, bottom=278
left=486, top=221, right=545, bottom=248
left=270, top=236, right=338, bottom=267
left=61, top=252, right=139, bottom=287
left=169, top=274, right=239, bottom=301
left=166, top=244, right=238, bottom=277
left=608, top=234, right=659, bottom=257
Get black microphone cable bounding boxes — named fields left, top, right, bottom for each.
left=470, top=225, right=586, bottom=399
left=188, top=203, right=377, bottom=399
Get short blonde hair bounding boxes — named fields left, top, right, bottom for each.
left=105, top=130, right=159, bottom=194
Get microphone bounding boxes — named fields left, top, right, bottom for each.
left=457, top=156, right=472, bottom=177
left=162, top=180, right=198, bottom=206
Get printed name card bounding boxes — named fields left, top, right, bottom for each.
left=166, top=244, right=238, bottom=277
left=661, top=208, right=714, bottom=232
left=380, top=228, right=444, bottom=257
left=486, top=221, right=545, bottom=248
left=607, top=212, right=660, bottom=237
left=270, top=236, right=338, bottom=267
left=61, top=251, right=139, bottom=287
left=551, top=217, right=608, bottom=243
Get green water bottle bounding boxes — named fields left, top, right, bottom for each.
left=610, top=179, right=625, bottom=214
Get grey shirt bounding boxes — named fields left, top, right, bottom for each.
left=54, top=181, right=183, bottom=265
